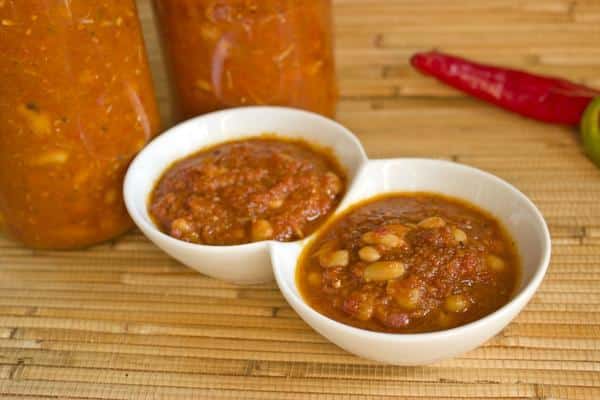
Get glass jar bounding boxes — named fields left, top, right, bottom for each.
left=0, top=1, right=160, bottom=249
left=153, top=0, right=337, bottom=119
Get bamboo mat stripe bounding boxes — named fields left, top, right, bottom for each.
left=1, top=0, right=600, bottom=398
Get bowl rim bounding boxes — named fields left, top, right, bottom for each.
left=272, top=157, right=552, bottom=342
left=123, top=106, right=552, bottom=342
left=123, top=105, right=368, bottom=254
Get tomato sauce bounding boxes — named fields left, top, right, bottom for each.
left=0, top=1, right=160, bottom=249
left=297, top=193, right=520, bottom=333
left=153, top=0, right=337, bottom=119
left=150, top=137, right=345, bottom=245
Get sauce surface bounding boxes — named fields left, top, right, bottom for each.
left=150, top=137, right=345, bottom=245
left=297, top=193, right=520, bottom=333
left=0, top=1, right=160, bottom=249
left=153, top=0, right=337, bottom=119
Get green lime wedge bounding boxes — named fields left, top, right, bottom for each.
left=581, top=97, right=600, bottom=168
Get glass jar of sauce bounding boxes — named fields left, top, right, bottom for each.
left=0, top=1, right=160, bottom=249
left=153, top=0, right=337, bottom=119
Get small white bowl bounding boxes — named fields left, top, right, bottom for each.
left=271, top=158, right=551, bottom=365
left=124, top=107, right=550, bottom=364
left=123, top=106, right=367, bottom=284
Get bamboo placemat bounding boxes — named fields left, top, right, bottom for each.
left=1, top=0, right=600, bottom=398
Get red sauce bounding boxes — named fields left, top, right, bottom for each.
left=297, top=193, right=520, bottom=333
left=0, top=0, right=160, bottom=249
left=153, top=0, right=337, bottom=119
left=150, top=136, right=345, bottom=245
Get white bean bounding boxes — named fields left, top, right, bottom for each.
left=444, top=294, right=469, bottom=313
left=358, top=246, right=381, bottom=262
left=385, top=224, right=411, bottom=237
left=418, top=216, right=446, bottom=229
left=361, top=231, right=377, bottom=244
left=171, top=218, right=193, bottom=234
left=268, top=198, right=284, bottom=209
left=361, top=231, right=403, bottom=248
left=379, top=233, right=402, bottom=248
left=453, top=228, right=468, bottom=243
left=307, top=272, right=321, bottom=287
left=486, top=254, right=505, bottom=271
left=394, top=288, right=421, bottom=310
left=324, top=171, right=342, bottom=196
left=363, top=261, right=405, bottom=282
left=319, top=250, right=349, bottom=268
left=251, top=219, right=274, bottom=241
left=29, top=150, right=69, bottom=166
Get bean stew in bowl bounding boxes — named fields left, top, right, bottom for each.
left=124, top=107, right=367, bottom=284
left=150, top=137, right=346, bottom=246
left=270, top=158, right=550, bottom=365
left=297, top=193, right=520, bottom=334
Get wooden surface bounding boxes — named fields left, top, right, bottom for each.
left=2, top=0, right=600, bottom=398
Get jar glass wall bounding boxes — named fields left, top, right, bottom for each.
left=0, top=0, right=160, bottom=249
left=153, top=0, right=337, bottom=119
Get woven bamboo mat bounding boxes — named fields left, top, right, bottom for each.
left=1, top=0, right=600, bottom=398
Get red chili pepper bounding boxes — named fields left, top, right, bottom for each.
left=410, top=51, right=600, bottom=125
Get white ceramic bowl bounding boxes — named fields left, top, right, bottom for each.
left=271, top=158, right=551, bottom=365
left=125, top=106, right=550, bottom=364
left=123, top=106, right=367, bottom=284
